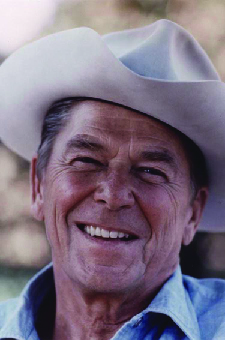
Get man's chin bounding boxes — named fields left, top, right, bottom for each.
left=63, top=261, right=144, bottom=295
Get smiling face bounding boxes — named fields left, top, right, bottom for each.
left=32, top=100, right=207, bottom=294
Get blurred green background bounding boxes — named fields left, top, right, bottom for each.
left=1, top=0, right=225, bottom=302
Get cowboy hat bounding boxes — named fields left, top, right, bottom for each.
left=0, top=19, right=225, bottom=232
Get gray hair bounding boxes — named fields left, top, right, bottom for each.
left=36, top=97, right=77, bottom=179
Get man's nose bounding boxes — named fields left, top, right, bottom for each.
left=94, top=172, right=135, bottom=210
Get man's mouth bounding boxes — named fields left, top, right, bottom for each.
left=77, top=224, right=137, bottom=241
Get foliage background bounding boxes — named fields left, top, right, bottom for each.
left=1, top=0, right=225, bottom=301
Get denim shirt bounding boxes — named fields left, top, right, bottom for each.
left=0, top=263, right=225, bottom=340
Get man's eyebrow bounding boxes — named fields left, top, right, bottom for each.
left=64, top=135, right=106, bottom=154
left=141, top=150, right=177, bottom=168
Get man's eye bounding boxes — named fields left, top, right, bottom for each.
left=136, top=167, right=167, bottom=182
left=75, top=157, right=99, bottom=164
left=70, top=157, right=102, bottom=170
left=140, top=167, right=164, bottom=175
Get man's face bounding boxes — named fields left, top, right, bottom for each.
left=32, top=100, right=205, bottom=293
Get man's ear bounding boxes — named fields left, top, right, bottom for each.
left=182, top=187, right=209, bottom=246
left=30, top=155, right=44, bottom=221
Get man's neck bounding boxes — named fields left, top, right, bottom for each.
left=52, top=283, right=151, bottom=340
left=51, top=272, right=157, bottom=340
left=49, top=258, right=177, bottom=340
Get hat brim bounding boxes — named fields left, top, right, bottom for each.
left=0, top=27, right=225, bottom=232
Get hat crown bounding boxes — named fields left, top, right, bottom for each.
left=103, top=19, right=220, bottom=81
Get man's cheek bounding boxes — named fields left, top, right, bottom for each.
left=58, top=173, right=97, bottom=203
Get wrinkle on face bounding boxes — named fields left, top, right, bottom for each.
left=38, top=100, right=196, bottom=295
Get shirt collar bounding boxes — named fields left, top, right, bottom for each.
left=143, top=266, right=200, bottom=340
left=0, top=263, right=53, bottom=340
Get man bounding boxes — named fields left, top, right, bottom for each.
left=0, top=19, right=225, bottom=340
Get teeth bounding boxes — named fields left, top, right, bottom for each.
left=95, top=227, right=101, bottom=236
left=90, top=226, right=95, bottom=236
left=101, top=229, right=109, bottom=238
left=110, top=231, right=118, bottom=238
left=119, top=232, right=125, bottom=238
left=83, top=225, right=131, bottom=239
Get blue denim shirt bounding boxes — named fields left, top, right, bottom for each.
left=0, top=263, right=225, bottom=340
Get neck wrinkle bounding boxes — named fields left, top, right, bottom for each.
left=52, top=260, right=160, bottom=340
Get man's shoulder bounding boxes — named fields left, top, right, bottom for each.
left=0, top=298, right=20, bottom=329
left=183, top=273, right=225, bottom=300
left=177, top=273, right=225, bottom=339
left=183, top=274, right=225, bottom=329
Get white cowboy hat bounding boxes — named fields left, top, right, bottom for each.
left=0, top=19, right=225, bottom=232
